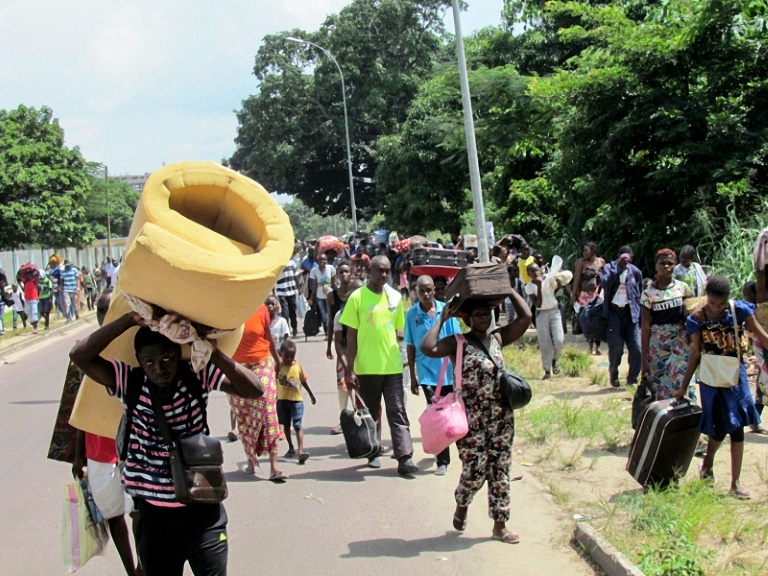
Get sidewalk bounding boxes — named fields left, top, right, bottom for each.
left=0, top=308, right=96, bottom=356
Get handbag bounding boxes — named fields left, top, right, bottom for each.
left=61, top=481, right=109, bottom=572
left=466, top=333, right=532, bottom=410
left=148, top=385, right=228, bottom=505
left=419, top=334, right=469, bottom=455
left=340, top=390, right=380, bottom=459
left=699, top=300, right=741, bottom=388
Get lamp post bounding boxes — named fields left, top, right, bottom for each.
left=102, top=165, right=112, bottom=259
left=451, top=0, right=489, bottom=263
left=286, top=36, right=358, bottom=232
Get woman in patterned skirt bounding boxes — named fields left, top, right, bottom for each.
left=421, top=291, right=532, bottom=544
left=229, top=304, right=286, bottom=481
left=640, top=248, right=694, bottom=400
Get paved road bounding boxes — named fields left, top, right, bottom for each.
left=0, top=325, right=596, bottom=576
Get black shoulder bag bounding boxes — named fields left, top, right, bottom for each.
left=148, top=382, right=228, bottom=505
left=466, top=333, right=532, bottom=411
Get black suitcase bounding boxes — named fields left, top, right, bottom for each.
left=302, top=307, right=322, bottom=340
left=409, top=247, right=468, bottom=268
left=627, top=399, right=702, bottom=488
left=340, top=392, right=380, bottom=459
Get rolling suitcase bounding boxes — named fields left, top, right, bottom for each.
left=626, top=398, right=702, bottom=488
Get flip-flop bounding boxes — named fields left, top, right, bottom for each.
left=227, top=431, right=238, bottom=442
left=269, top=471, right=288, bottom=482
left=452, top=513, right=467, bottom=532
left=492, top=531, right=520, bottom=544
left=298, top=453, right=310, bottom=464
left=699, top=465, right=715, bottom=484
left=729, top=487, right=751, bottom=500
left=750, top=427, right=768, bottom=435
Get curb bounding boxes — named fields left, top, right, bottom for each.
left=0, top=316, right=94, bottom=357
left=574, top=522, right=646, bottom=576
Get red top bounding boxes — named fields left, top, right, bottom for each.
left=23, top=278, right=38, bottom=301
left=233, top=305, right=272, bottom=364
left=85, top=433, right=118, bottom=464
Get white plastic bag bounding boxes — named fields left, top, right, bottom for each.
left=61, top=481, right=109, bottom=572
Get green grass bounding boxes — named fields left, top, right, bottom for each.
left=560, top=344, right=591, bottom=377
left=601, top=480, right=768, bottom=576
left=517, top=397, right=632, bottom=449
left=502, top=341, right=541, bottom=381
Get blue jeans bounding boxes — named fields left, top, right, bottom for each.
left=316, top=298, right=329, bottom=334
left=606, top=304, right=641, bottom=384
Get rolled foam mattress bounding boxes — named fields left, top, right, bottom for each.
left=70, top=161, right=294, bottom=438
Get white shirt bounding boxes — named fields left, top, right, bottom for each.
left=309, top=265, right=336, bottom=300
left=270, top=316, right=290, bottom=343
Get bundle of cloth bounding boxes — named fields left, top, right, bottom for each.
left=70, top=161, right=294, bottom=438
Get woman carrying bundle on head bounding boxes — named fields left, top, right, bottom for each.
left=420, top=290, right=531, bottom=545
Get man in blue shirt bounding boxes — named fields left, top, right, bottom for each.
left=405, top=275, right=462, bottom=475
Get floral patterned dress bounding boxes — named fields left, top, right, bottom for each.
left=455, top=335, right=515, bottom=523
left=641, top=279, right=693, bottom=400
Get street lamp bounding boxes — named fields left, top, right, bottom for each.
left=286, top=36, right=358, bottom=232
left=99, top=164, right=113, bottom=259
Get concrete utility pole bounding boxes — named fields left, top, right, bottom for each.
left=104, top=165, right=112, bottom=258
left=452, top=0, right=489, bottom=264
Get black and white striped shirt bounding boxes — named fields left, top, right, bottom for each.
left=275, top=260, right=298, bottom=297
left=108, top=360, right=225, bottom=507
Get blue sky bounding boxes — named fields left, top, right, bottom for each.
left=0, top=0, right=505, bottom=176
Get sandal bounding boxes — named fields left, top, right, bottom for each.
left=729, top=487, right=751, bottom=500
left=452, top=514, right=467, bottom=532
left=298, top=453, right=310, bottom=464
left=227, top=431, right=238, bottom=442
left=492, top=531, right=520, bottom=544
left=269, top=471, right=288, bottom=482
left=699, top=465, right=715, bottom=484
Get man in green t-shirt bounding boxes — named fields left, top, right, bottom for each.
left=341, top=255, right=418, bottom=475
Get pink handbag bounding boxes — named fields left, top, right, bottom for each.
left=419, top=334, right=469, bottom=455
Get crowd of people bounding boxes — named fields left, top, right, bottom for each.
left=36, top=224, right=768, bottom=575
left=0, top=255, right=121, bottom=336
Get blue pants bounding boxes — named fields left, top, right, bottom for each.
left=606, top=304, right=641, bottom=384
left=316, top=298, right=329, bottom=334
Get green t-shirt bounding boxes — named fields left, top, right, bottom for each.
left=38, top=277, right=53, bottom=300
left=340, top=286, right=404, bottom=375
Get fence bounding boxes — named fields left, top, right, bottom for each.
left=0, top=241, right=126, bottom=277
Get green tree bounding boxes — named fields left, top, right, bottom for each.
left=0, top=105, right=93, bottom=249
left=230, top=0, right=454, bottom=219
left=282, top=198, right=356, bottom=241
left=533, top=0, right=768, bottom=267
left=83, top=167, right=141, bottom=239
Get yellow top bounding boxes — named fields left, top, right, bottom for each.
left=277, top=362, right=305, bottom=402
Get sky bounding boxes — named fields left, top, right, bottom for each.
left=0, top=0, right=506, bottom=177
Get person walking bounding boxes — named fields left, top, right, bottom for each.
left=420, top=290, right=532, bottom=544
left=640, top=249, right=693, bottom=400
left=60, top=260, right=80, bottom=321
left=275, top=251, right=300, bottom=338
left=675, top=275, right=768, bottom=499
left=525, top=256, right=572, bottom=379
left=601, top=246, right=644, bottom=387
left=228, top=304, right=287, bottom=482
left=571, top=241, right=606, bottom=354
left=308, top=253, right=336, bottom=335
left=69, top=306, right=263, bottom=576
left=405, top=276, right=462, bottom=475
left=37, top=272, right=53, bottom=330
left=341, top=255, right=419, bottom=475
left=325, top=260, right=353, bottom=360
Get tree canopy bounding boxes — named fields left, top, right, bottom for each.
left=229, top=0, right=454, bottom=220
left=0, top=105, right=94, bottom=249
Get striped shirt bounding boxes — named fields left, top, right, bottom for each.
left=275, top=260, right=298, bottom=297
left=60, top=266, right=79, bottom=292
left=108, top=360, right=226, bottom=507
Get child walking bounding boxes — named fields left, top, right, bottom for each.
left=277, top=339, right=316, bottom=463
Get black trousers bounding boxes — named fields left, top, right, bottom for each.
left=278, top=294, right=298, bottom=335
left=135, top=499, right=228, bottom=576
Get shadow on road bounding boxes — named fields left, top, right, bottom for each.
left=340, top=531, right=487, bottom=558
left=8, top=399, right=60, bottom=405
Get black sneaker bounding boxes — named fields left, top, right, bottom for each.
left=397, top=458, right=419, bottom=476
left=610, top=379, right=621, bottom=388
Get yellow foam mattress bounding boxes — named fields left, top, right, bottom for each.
left=70, top=162, right=294, bottom=438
